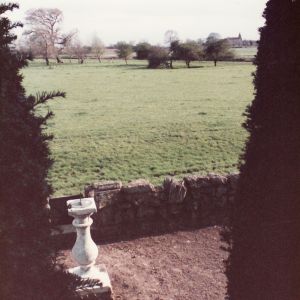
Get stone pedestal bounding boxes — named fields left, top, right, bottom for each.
left=67, top=197, right=112, bottom=298
left=69, top=264, right=112, bottom=298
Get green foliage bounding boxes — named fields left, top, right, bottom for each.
left=224, top=0, right=300, bottom=299
left=134, top=42, right=151, bottom=59
left=174, top=41, right=203, bottom=68
left=205, top=38, right=234, bottom=66
left=147, top=46, right=169, bottom=68
left=206, top=32, right=221, bottom=43
left=115, top=41, right=133, bottom=64
left=0, top=4, right=97, bottom=299
left=22, top=59, right=254, bottom=196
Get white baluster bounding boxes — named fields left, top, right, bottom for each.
left=67, top=197, right=112, bottom=297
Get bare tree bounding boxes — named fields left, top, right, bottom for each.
left=69, top=37, right=88, bottom=64
left=15, top=35, right=34, bottom=58
left=91, top=35, right=105, bottom=62
left=164, top=30, right=179, bottom=68
left=164, top=30, right=179, bottom=45
left=24, top=8, right=75, bottom=65
left=56, top=30, right=77, bottom=61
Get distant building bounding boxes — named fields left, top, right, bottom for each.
left=226, top=33, right=243, bottom=48
left=226, top=33, right=258, bottom=48
left=242, top=39, right=258, bottom=47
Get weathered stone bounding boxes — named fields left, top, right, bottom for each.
left=137, top=206, right=157, bottom=219
left=163, top=176, right=173, bottom=191
left=228, top=196, right=235, bottom=203
left=153, top=189, right=166, bottom=205
left=215, top=185, right=228, bottom=198
left=200, top=194, right=216, bottom=211
left=184, top=175, right=210, bottom=189
left=114, top=210, right=123, bottom=224
left=94, top=189, right=121, bottom=209
left=98, top=207, right=115, bottom=225
left=122, top=209, right=136, bottom=223
left=123, top=189, right=161, bottom=207
left=218, top=195, right=228, bottom=207
left=117, top=200, right=132, bottom=210
left=158, top=206, right=168, bottom=220
left=67, top=198, right=112, bottom=299
left=191, top=201, right=199, bottom=211
left=51, top=173, right=238, bottom=240
left=85, top=180, right=122, bottom=196
left=99, top=225, right=121, bottom=239
left=122, top=179, right=154, bottom=194
left=123, top=192, right=147, bottom=205
left=164, top=177, right=187, bottom=204
left=74, top=264, right=112, bottom=299
left=169, top=204, right=184, bottom=215
left=207, top=173, right=228, bottom=185
left=184, top=174, right=228, bottom=200
left=184, top=174, right=227, bottom=188
left=194, top=188, right=213, bottom=200
left=155, top=186, right=165, bottom=193
left=227, top=173, right=239, bottom=190
left=84, top=188, right=95, bottom=198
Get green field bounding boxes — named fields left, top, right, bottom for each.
left=234, top=47, right=257, bottom=60
left=22, top=59, right=255, bottom=196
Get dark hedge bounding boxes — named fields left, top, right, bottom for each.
left=224, top=1, right=300, bottom=299
left=0, top=4, right=98, bottom=299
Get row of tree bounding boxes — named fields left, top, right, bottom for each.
left=19, top=8, right=106, bottom=65
left=20, top=8, right=234, bottom=67
left=135, top=34, right=233, bottom=68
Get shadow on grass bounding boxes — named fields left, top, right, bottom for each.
left=100, top=63, right=147, bottom=70
left=98, top=63, right=207, bottom=71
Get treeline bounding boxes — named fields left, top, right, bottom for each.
left=18, top=8, right=236, bottom=68
left=134, top=33, right=234, bottom=68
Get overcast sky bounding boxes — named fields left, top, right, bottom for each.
left=11, top=0, right=268, bottom=45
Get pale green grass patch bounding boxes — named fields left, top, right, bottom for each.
left=22, top=59, right=254, bottom=195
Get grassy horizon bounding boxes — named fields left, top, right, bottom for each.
left=22, top=59, right=255, bottom=196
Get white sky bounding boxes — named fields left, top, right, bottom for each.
left=10, top=0, right=268, bottom=45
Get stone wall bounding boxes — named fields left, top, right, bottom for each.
left=49, top=174, right=238, bottom=240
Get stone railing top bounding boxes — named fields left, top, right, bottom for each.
left=122, top=179, right=155, bottom=194
left=85, top=180, right=122, bottom=193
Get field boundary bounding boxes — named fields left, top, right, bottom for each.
left=50, top=173, right=238, bottom=240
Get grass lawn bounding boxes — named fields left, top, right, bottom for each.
left=22, top=59, right=255, bottom=196
left=233, top=47, right=257, bottom=60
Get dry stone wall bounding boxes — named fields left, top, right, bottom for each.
left=50, top=173, right=239, bottom=240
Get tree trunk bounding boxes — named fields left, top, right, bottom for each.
left=45, top=57, right=49, bottom=66
left=56, top=56, right=63, bottom=64
left=214, top=60, right=217, bottom=67
left=170, top=59, right=173, bottom=69
left=186, top=61, right=190, bottom=68
left=125, top=58, right=128, bottom=65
